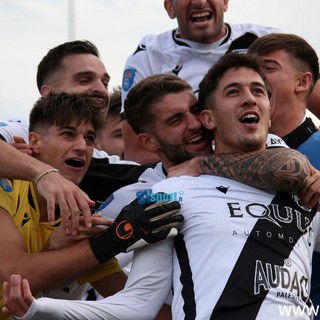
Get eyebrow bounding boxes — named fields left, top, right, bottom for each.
left=73, top=71, right=111, bottom=82
left=223, top=81, right=266, bottom=91
left=58, top=125, right=96, bottom=136
left=261, top=58, right=278, bottom=65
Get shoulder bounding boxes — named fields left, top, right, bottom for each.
left=228, top=22, right=281, bottom=36
left=0, top=119, right=29, bottom=143
left=135, top=29, right=174, bottom=50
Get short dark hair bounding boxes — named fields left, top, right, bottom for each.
left=107, top=86, right=122, bottom=119
left=29, top=93, right=105, bottom=133
left=36, top=40, right=100, bottom=92
left=198, top=52, right=265, bottom=110
left=124, top=74, right=192, bottom=134
left=248, top=33, right=319, bottom=91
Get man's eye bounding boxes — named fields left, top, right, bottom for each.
left=226, top=89, right=238, bottom=96
left=85, top=136, right=95, bottom=145
left=252, top=88, right=265, bottom=95
left=168, top=117, right=181, bottom=125
left=79, top=78, right=91, bottom=84
left=62, top=131, right=73, bottom=137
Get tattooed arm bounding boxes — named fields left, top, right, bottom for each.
left=168, top=148, right=319, bottom=195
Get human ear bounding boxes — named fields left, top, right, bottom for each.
left=138, top=133, right=160, bottom=152
left=40, top=84, right=54, bottom=98
left=164, top=0, right=176, bottom=19
left=223, top=0, right=229, bottom=12
left=200, top=110, right=216, bottom=130
left=295, top=72, right=312, bottom=93
left=28, top=132, right=42, bottom=155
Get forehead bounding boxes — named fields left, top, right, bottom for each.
left=218, top=67, right=265, bottom=90
left=60, top=53, right=108, bottom=76
left=258, top=49, right=292, bottom=65
left=48, top=119, right=95, bottom=133
left=152, top=90, right=197, bottom=119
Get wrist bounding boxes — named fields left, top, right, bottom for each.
left=88, top=227, right=122, bottom=263
left=34, top=168, right=59, bottom=186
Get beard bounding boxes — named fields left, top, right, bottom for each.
left=155, top=135, right=195, bottom=165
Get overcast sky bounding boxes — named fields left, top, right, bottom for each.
left=0, top=0, right=319, bottom=125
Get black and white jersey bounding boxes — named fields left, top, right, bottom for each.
left=22, top=175, right=319, bottom=320
left=122, top=23, right=281, bottom=113
left=153, top=175, right=320, bottom=319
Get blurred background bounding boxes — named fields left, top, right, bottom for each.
left=0, top=0, right=319, bottom=125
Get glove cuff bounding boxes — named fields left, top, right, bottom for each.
left=88, top=228, right=122, bottom=263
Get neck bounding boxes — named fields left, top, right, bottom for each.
left=270, top=105, right=306, bottom=138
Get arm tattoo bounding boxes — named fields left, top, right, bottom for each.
left=199, top=148, right=311, bottom=192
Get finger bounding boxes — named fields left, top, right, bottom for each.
left=2, top=281, right=10, bottom=310
left=148, top=214, right=184, bottom=231
left=77, top=191, right=95, bottom=228
left=9, top=275, right=30, bottom=315
left=54, top=195, right=71, bottom=234
left=91, top=216, right=112, bottom=226
left=145, top=201, right=181, bottom=218
left=13, top=136, right=27, bottom=143
left=307, top=194, right=320, bottom=210
left=22, top=278, right=35, bottom=306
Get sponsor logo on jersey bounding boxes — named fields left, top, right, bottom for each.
left=227, top=199, right=311, bottom=233
left=0, top=122, right=9, bottom=127
left=0, top=178, right=12, bottom=192
left=254, top=259, right=309, bottom=304
left=136, top=189, right=183, bottom=204
left=122, top=68, right=136, bottom=92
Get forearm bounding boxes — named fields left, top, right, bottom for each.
left=198, top=148, right=311, bottom=192
left=11, top=240, right=98, bottom=294
left=0, top=140, right=52, bottom=182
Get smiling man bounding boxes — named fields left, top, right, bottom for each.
left=0, top=93, right=182, bottom=320
left=6, top=55, right=320, bottom=320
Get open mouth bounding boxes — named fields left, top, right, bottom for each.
left=186, top=133, right=204, bottom=145
left=65, top=158, right=85, bottom=168
left=239, top=113, right=259, bottom=124
left=190, top=11, right=212, bottom=23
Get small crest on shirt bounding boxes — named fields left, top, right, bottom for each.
left=0, top=178, right=12, bottom=192
left=122, top=68, right=136, bottom=92
left=97, top=194, right=115, bottom=211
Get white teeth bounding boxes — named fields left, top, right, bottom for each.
left=243, top=114, right=256, bottom=119
left=188, top=135, right=202, bottom=144
left=240, top=114, right=258, bottom=123
left=191, top=12, right=210, bottom=18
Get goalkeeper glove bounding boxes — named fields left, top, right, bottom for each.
left=89, top=193, right=182, bottom=263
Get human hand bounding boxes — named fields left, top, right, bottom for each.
left=167, top=156, right=202, bottom=178
left=299, top=165, right=320, bottom=209
left=2, top=274, right=34, bottom=318
left=89, top=193, right=183, bottom=262
left=35, top=170, right=95, bottom=235
left=11, top=136, right=33, bottom=156
left=44, top=215, right=112, bottom=250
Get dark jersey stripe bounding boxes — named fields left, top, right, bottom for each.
left=175, top=233, right=197, bottom=320
left=210, top=192, right=316, bottom=319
